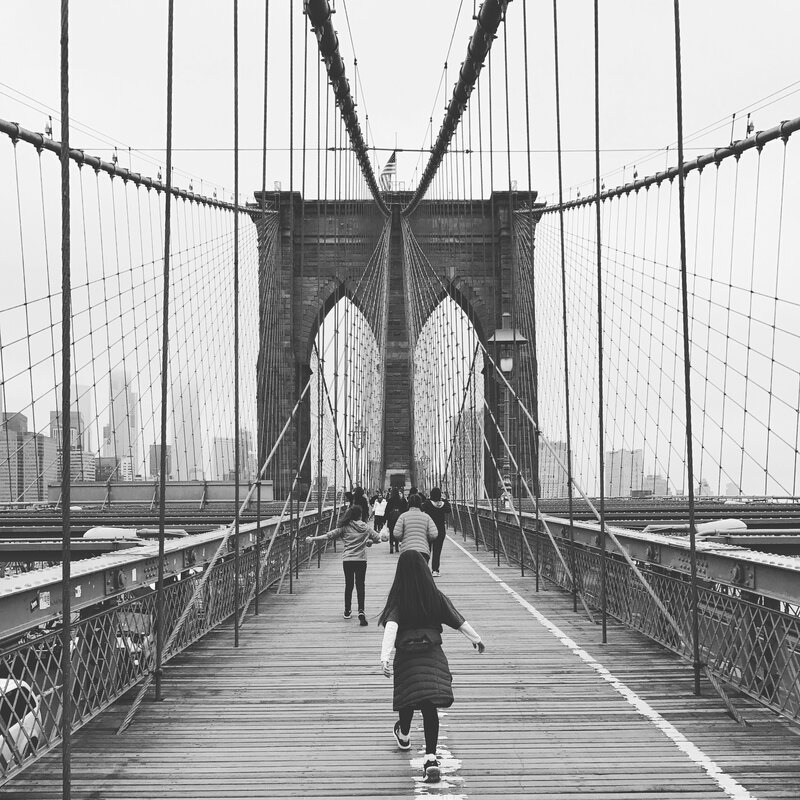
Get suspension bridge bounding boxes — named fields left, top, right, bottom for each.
left=1, top=1, right=800, bottom=797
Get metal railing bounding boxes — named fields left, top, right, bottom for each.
left=451, top=502, right=800, bottom=723
left=0, top=508, right=337, bottom=784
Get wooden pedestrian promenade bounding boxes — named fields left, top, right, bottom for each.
left=5, top=531, right=800, bottom=799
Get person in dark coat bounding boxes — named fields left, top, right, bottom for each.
left=351, top=486, right=370, bottom=522
left=379, top=550, right=485, bottom=783
left=422, top=487, right=451, bottom=577
left=383, top=487, right=408, bottom=554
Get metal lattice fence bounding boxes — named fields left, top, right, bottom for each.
left=0, top=513, right=332, bottom=784
left=452, top=504, right=800, bottom=723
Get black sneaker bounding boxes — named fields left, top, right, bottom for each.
left=358, top=612, right=368, bottom=626
left=343, top=610, right=352, bottom=619
left=393, top=721, right=411, bottom=750
left=422, top=755, right=440, bottom=783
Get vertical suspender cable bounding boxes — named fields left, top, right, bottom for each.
left=233, top=0, right=241, bottom=648
left=59, top=2, right=73, bottom=797
left=258, top=0, right=270, bottom=572
left=501, top=17, right=524, bottom=575
left=552, top=0, right=577, bottom=611
left=593, top=0, right=608, bottom=642
left=672, top=0, right=701, bottom=695
left=155, top=0, right=175, bottom=702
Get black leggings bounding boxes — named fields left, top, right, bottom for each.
left=342, top=560, right=367, bottom=614
left=398, top=702, right=439, bottom=755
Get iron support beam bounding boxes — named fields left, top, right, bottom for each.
left=403, top=0, right=509, bottom=216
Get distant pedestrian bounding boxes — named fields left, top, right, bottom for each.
left=384, top=487, right=408, bottom=554
left=393, top=494, right=438, bottom=560
left=352, top=486, right=370, bottom=521
left=408, top=485, right=427, bottom=505
left=422, top=487, right=451, bottom=577
left=373, top=491, right=388, bottom=532
left=306, top=506, right=381, bottom=626
left=379, top=550, right=485, bottom=783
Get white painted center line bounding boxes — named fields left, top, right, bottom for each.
left=449, top=535, right=757, bottom=800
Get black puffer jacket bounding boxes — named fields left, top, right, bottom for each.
left=388, top=595, right=465, bottom=710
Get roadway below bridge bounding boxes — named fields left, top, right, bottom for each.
left=6, top=526, right=799, bottom=798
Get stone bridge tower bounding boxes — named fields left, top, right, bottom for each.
left=255, top=189, right=537, bottom=498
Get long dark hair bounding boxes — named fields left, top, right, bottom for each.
left=379, top=550, right=443, bottom=627
left=342, top=505, right=362, bottom=524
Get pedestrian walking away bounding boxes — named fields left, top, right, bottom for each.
left=379, top=550, right=485, bottom=783
left=351, top=486, right=370, bottom=522
left=306, top=506, right=384, bottom=626
left=384, top=487, right=408, bottom=554
left=422, top=487, right=451, bottom=576
left=373, top=491, right=388, bottom=532
left=393, top=493, right=438, bottom=560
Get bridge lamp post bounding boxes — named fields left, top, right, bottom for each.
left=350, top=422, right=367, bottom=487
left=418, top=454, right=429, bottom=492
left=488, top=312, right=527, bottom=506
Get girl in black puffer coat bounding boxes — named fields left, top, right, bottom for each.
left=378, top=550, right=485, bottom=784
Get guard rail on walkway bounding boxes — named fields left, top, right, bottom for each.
left=452, top=502, right=800, bottom=724
left=0, top=507, right=339, bottom=785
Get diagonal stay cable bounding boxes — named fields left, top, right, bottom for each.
left=117, top=377, right=312, bottom=734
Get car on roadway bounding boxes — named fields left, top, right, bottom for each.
left=0, top=677, right=44, bottom=773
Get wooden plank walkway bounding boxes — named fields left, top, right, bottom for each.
left=5, top=530, right=800, bottom=799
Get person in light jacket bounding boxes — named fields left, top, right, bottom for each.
left=393, top=493, right=438, bottom=561
left=373, top=491, right=388, bottom=532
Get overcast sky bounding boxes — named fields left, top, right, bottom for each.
left=1, top=1, right=799, bottom=203
left=1, top=1, right=798, bottom=494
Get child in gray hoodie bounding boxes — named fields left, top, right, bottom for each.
left=306, top=506, right=384, bottom=625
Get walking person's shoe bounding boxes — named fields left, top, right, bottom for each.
left=393, top=721, right=411, bottom=750
left=343, top=610, right=352, bottom=619
left=422, top=754, right=440, bottom=783
left=358, top=611, right=368, bottom=626
left=431, top=570, right=440, bottom=577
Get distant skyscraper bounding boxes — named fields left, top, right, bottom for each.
left=642, top=473, right=670, bottom=497
left=0, top=412, right=59, bottom=501
left=173, top=377, right=204, bottom=480
left=102, top=370, right=139, bottom=472
left=149, top=444, right=173, bottom=479
left=539, top=440, right=570, bottom=498
left=212, top=432, right=253, bottom=481
left=606, top=449, right=643, bottom=497
left=697, top=478, right=713, bottom=496
left=212, top=437, right=236, bottom=481
left=725, top=481, right=740, bottom=497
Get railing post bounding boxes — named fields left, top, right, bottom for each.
left=289, top=482, right=294, bottom=595
left=518, top=495, right=525, bottom=577
left=295, top=486, right=300, bottom=582
left=255, top=479, right=261, bottom=616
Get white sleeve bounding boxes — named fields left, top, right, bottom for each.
left=381, top=621, right=399, bottom=663
left=459, top=621, right=481, bottom=645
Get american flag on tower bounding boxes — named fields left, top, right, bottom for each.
left=379, top=151, right=397, bottom=191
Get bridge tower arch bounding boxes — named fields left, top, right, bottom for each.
left=255, top=190, right=538, bottom=499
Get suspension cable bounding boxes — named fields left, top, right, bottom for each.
left=58, top=2, right=73, bottom=797
left=154, top=0, right=175, bottom=704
